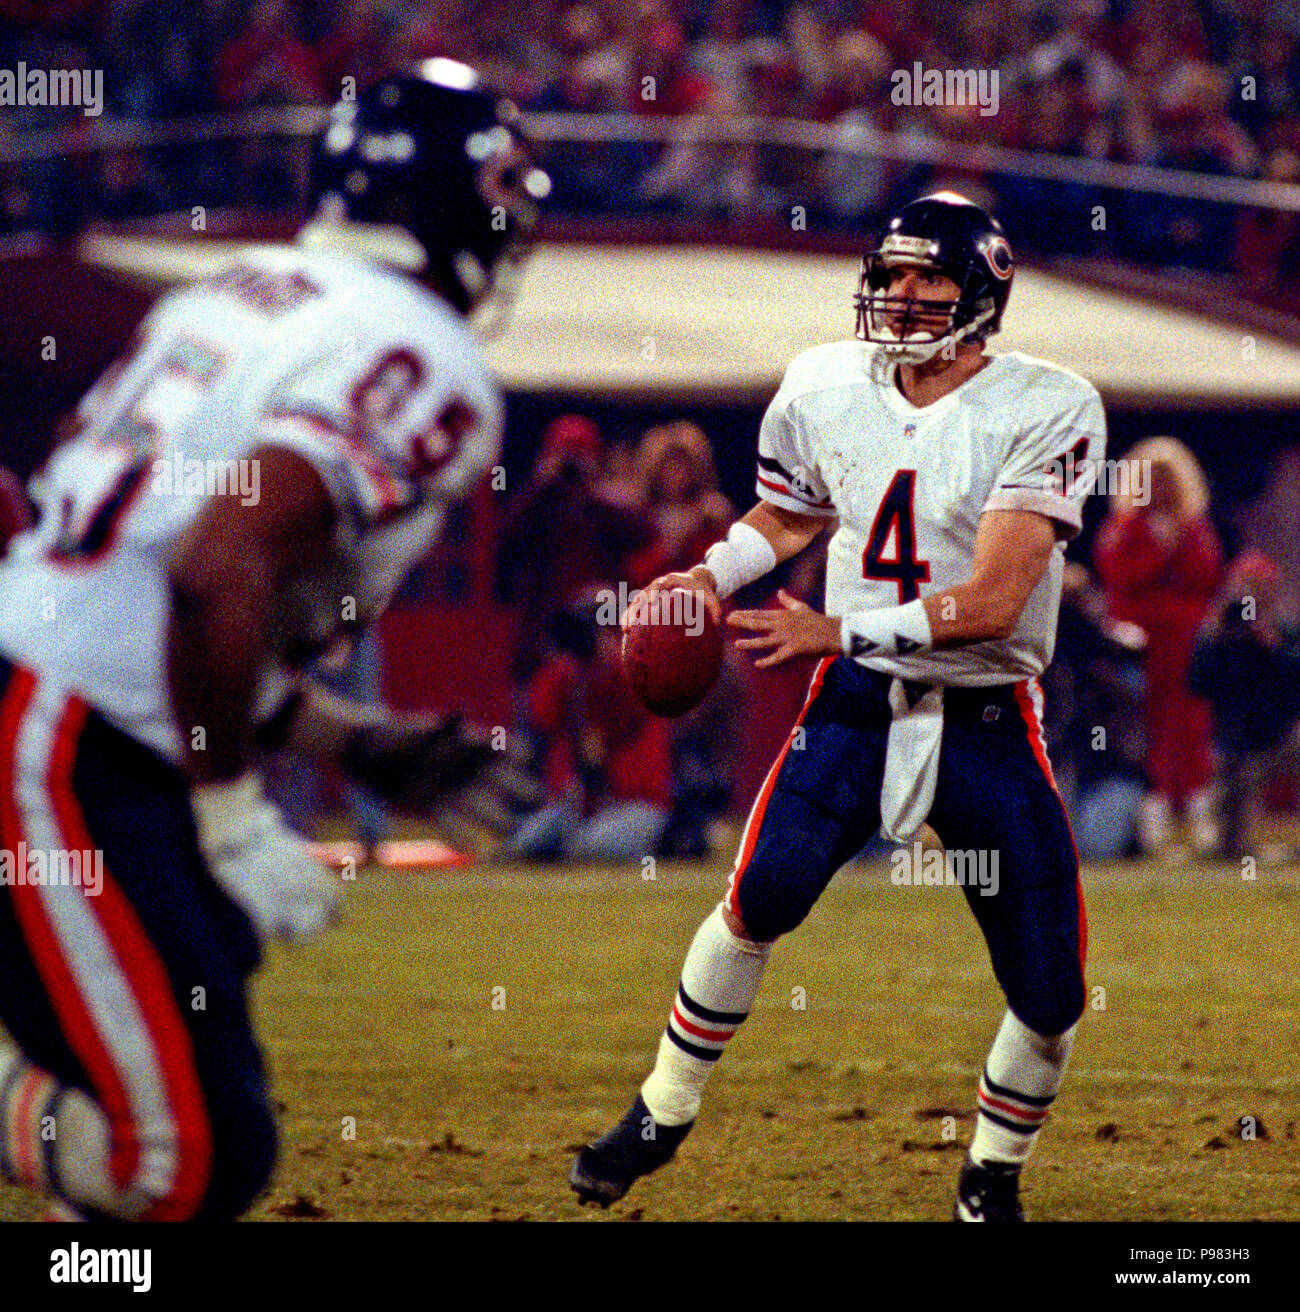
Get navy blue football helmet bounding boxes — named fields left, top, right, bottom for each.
left=309, top=58, right=551, bottom=313
left=854, top=192, right=1014, bottom=363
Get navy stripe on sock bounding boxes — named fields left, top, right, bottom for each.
left=756, top=453, right=799, bottom=481
left=665, top=1026, right=724, bottom=1063
left=677, top=982, right=747, bottom=1027
left=982, top=1068, right=1056, bottom=1108
left=977, top=1106, right=1039, bottom=1136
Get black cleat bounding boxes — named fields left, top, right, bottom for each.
left=569, top=1094, right=694, bottom=1207
left=953, top=1155, right=1025, bottom=1222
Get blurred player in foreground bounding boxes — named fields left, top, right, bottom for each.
left=0, top=61, right=547, bottom=1221
left=572, top=193, right=1106, bottom=1222
left=0, top=469, right=31, bottom=558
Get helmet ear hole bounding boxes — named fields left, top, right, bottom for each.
left=861, top=255, right=889, bottom=289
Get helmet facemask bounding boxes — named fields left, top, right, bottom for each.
left=462, top=126, right=551, bottom=336
left=854, top=255, right=995, bottom=365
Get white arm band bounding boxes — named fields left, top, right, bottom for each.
left=841, top=599, right=933, bottom=659
left=702, top=522, right=778, bottom=599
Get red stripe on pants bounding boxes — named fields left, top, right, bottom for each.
left=727, top=656, right=835, bottom=922
left=43, top=695, right=214, bottom=1220
left=1013, top=679, right=1088, bottom=974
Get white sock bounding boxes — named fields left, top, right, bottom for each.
left=970, top=1010, right=1076, bottom=1166
left=0, top=1042, right=152, bottom=1219
left=641, top=903, right=771, bottom=1126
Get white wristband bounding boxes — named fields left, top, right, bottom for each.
left=702, top=522, right=778, bottom=599
left=841, top=599, right=933, bottom=659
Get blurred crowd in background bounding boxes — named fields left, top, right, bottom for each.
left=6, top=0, right=1300, bottom=295
left=5, top=415, right=1300, bottom=866
left=4, top=0, right=1300, bottom=863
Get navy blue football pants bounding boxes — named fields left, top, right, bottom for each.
left=726, top=657, right=1087, bottom=1036
left=0, top=656, right=276, bottom=1219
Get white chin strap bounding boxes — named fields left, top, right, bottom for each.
left=879, top=332, right=953, bottom=365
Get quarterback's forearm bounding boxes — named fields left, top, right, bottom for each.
left=841, top=512, right=1058, bottom=657
left=694, top=502, right=827, bottom=597
left=837, top=582, right=1023, bottom=659
left=923, top=581, right=1025, bottom=647
left=739, top=502, right=827, bottom=562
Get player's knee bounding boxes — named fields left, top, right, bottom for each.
left=1011, top=980, right=1085, bottom=1039
left=733, top=879, right=809, bottom=942
left=721, top=903, right=762, bottom=942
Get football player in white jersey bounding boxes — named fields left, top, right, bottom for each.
left=0, top=61, right=548, bottom=1220
left=571, top=193, right=1107, bottom=1221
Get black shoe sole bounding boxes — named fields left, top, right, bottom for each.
left=568, top=1151, right=630, bottom=1208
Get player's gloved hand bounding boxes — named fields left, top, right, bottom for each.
left=338, top=714, right=543, bottom=837
left=191, top=774, right=341, bottom=945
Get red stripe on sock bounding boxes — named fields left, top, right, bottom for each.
left=670, top=1003, right=736, bottom=1044
left=12, top=1069, right=47, bottom=1186
left=978, top=1089, right=1050, bottom=1123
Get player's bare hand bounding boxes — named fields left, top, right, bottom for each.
left=625, top=567, right=722, bottom=630
left=728, top=589, right=841, bottom=668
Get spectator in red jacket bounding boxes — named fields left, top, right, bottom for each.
left=1095, top=437, right=1222, bottom=853
left=508, top=590, right=671, bottom=861
left=0, top=467, right=31, bottom=555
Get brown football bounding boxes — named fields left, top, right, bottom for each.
left=621, top=587, right=724, bottom=717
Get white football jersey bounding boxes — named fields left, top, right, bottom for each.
left=0, top=246, right=502, bottom=759
left=757, top=341, right=1107, bottom=685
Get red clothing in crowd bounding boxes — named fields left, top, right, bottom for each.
left=529, top=652, right=672, bottom=810
left=214, top=24, right=325, bottom=106
left=1095, top=510, right=1222, bottom=806
left=0, top=468, right=31, bottom=553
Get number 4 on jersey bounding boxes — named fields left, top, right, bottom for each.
left=862, top=469, right=930, bottom=603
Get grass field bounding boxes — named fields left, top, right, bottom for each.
left=2, top=857, right=1299, bottom=1222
